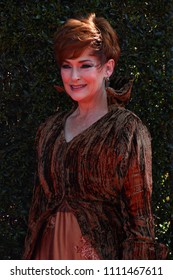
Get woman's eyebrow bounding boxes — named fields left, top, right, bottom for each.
left=64, top=59, right=94, bottom=64
left=79, top=59, right=94, bottom=63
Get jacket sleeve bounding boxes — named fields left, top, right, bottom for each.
left=120, top=120, right=168, bottom=259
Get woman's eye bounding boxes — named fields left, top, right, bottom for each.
left=61, top=64, right=71, bottom=69
left=81, top=64, right=93, bottom=68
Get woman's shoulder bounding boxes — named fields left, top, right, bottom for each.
left=38, top=109, right=68, bottom=130
left=110, top=105, right=141, bottom=123
left=35, top=109, right=68, bottom=144
left=110, top=106, right=151, bottom=138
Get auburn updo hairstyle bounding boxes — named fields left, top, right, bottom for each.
left=54, top=13, right=120, bottom=67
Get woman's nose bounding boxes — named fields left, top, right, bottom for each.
left=71, top=67, right=80, bottom=81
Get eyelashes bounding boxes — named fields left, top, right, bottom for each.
left=81, top=64, right=94, bottom=68
left=61, top=64, right=95, bottom=69
left=61, top=64, right=71, bottom=69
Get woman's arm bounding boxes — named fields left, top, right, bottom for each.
left=120, top=121, right=168, bottom=259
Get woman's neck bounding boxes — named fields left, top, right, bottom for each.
left=75, top=89, right=108, bottom=118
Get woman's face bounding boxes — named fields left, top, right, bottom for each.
left=60, top=48, right=114, bottom=103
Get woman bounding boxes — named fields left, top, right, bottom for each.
left=23, top=13, right=168, bottom=259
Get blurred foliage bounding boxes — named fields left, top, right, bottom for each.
left=0, top=0, right=172, bottom=259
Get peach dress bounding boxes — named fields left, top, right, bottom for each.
left=34, top=197, right=100, bottom=260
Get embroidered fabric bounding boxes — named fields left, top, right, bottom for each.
left=74, top=237, right=100, bottom=260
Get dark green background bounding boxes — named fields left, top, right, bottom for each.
left=1, top=0, right=173, bottom=259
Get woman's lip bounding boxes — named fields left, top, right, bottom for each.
left=70, top=85, right=87, bottom=90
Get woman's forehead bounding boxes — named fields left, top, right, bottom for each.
left=64, top=47, right=98, bottom=63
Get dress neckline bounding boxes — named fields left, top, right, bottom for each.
left=62, top=103, right=118, bottom=144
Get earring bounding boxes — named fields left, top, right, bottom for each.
left=105, top=77, right=110, bottom=88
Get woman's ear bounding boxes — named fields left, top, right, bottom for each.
left=105, top=59, right=115, bottom=77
